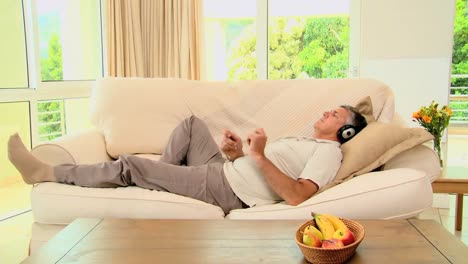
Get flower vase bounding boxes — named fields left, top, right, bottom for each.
left=432, top=135, right=443, bottom=168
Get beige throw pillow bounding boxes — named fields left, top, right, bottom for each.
left=335, top=122, right=433, bottom=182
left=317, top=97, right=433, bottom=193
left=354, top=96, right=376, bottom=123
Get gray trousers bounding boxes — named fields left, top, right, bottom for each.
left=54, top=116, right=245, bottom=214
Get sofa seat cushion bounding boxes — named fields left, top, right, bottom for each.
left=31, top=182, right=225, bottom=224
left=226, top=168, right=432, bottom=220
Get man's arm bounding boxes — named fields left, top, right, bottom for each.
left=253, top=156, right=318, bottom=205
left=247, top=128, right=318, bottom=205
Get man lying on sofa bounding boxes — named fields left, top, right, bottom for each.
left=8, top=105, right=367, bottom=215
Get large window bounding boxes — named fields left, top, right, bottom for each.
left=0, top=0, right=28, bottom=88
left=204, top=0, right=257, bottom=81
left=450, top=0, right=468, bottom=124
left=34, top=0, right=101, bottom=141
left=37, top=98, right=92, bottom=142
left=37, top=100, right=65, bottom=141
left=0, top=0, right=103, bottom=216
left=269, top=0, right=350, bottom=80
left=37, top=0, right=101, bottom=81
left=0, top=102, right=31, bottom=218
left=204, top=0, right=351, bottom=81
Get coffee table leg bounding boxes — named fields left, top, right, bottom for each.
left=455, top=193, right=463, bottom=231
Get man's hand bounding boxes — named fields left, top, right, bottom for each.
left=247, top=128, right=267, bottom=159
left=220, top=129, right=244, bottom=161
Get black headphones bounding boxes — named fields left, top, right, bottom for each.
left=337, top=124, right=357, bottom=144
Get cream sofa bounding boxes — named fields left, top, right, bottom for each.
left=29, top=77, right=440, bottom=253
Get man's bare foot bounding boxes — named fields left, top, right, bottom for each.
left=7, top=133, right=55, bottom=184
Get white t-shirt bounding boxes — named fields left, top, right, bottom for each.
left=223, top=137, right=342, bottom=207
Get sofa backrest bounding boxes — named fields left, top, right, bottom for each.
left=90, top=77, right=394, bottom=158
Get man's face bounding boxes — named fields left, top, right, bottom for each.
left=314, top=107, right=350, bottom=136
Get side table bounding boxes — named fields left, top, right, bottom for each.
left=432, top=165, right=468, bottom=231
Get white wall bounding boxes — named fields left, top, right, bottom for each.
left=358, top=0, right=456, bottom=126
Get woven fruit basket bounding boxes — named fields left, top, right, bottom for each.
left=295, top=218, right=365, bottom=264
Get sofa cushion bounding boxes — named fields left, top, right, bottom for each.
left=32, top=128, right=112, bottom=165
left=383, top=144, right=441, bottom=182
left=89, top=77, right=195, bottom=158
left=354, top=96, right=375, bottom=123
left=309, top=94, right=433, bottom=193
left=31, top=182, right=225, bottom=224
left=199, top=79, right=395, bottom=156
left=226, top=168, right=432, bottom=220
left=91, top=77, right=395, bottom=158
left=323, top=122, right=433, bottom=192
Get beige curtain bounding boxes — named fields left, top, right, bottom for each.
left=106, top=0, right=204, bottom=79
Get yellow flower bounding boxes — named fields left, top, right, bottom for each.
left=413, top=101, right=452, bottom=167
left=422, top=115, right=432, bottom=123
left=412, top=101, right=452, bottom=134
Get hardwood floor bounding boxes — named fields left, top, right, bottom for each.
left=411, top=196, right=468, bottom=244
left=0, top=179, right=31, bottom=218
left=0, top=179, right=33, bottom=264
left=0, top=211, right=33, bottom=264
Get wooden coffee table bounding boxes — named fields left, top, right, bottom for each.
left=432, top=165, right=468, bottom=231
left=23, top=218, right=467, bottom=264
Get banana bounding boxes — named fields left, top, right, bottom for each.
left=322, top=214, right=348, bottom=231
left=312, top=213, right=335, bottom=240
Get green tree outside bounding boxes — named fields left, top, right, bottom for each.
left=37, top=100, right=64, bottom=141
left=268, top=17, right=306, bottom=80
left=227, top=15, right=349, bottom=81
left=41, top=33, right=63, bottom=81
left=38, top=33, right=64, bottom=141
left=300, top=16, right=349, bottom=78
left=451, top=0, right=468, bottom=89
left=450, top=0, right=468, bottom=122
left=227, top=22, right=258, bottom=81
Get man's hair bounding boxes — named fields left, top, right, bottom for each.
left=340, top=105, right=368, bottom=133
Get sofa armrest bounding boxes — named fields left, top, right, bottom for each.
left=382, top=144, right=440, bottom=182
left=31, top=129, right=113, bottom=165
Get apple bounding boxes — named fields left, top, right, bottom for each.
left=321, top=239, right=344, bottom=249
left=333, top=228, right=356, bottom=246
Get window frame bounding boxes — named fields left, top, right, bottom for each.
left=205, top=0, right=360, bottom=81
left=0, top=0, right=106, bottom=146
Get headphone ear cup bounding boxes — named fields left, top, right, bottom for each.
left=337, top=125, right=356, bottom=143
